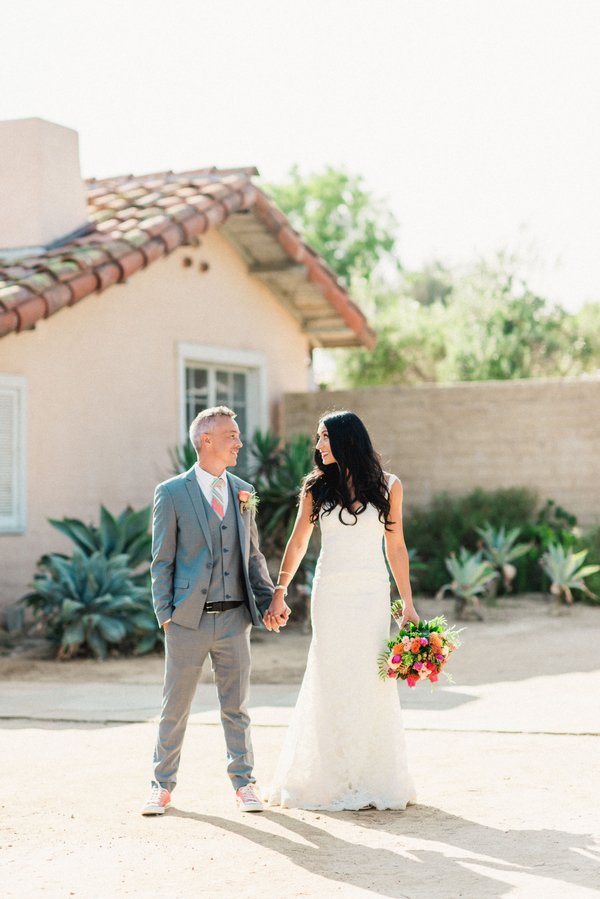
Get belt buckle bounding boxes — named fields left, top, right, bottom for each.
left=205, top=603, right=220, bottom=614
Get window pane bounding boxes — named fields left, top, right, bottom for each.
left=233, top=372, right=246, bottom=402
left=185, top=366, right=210, bottom=430
left=215, top=370, right=231, bottom=404
left=192, top=368, right=207, bottom=390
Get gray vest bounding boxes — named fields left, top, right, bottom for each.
left=200, top=482, right=247, bottom=607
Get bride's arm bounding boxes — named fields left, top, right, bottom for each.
left=263, top=490, right=314, bottom=628
left=384, top=479, right=420, bottom=626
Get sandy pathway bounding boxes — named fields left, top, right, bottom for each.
left=1, top=596, right=599, bottom=898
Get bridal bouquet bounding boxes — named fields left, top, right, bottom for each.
left=378, top=604, right=462, bottom=687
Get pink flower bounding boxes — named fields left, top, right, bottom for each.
left=420, top=637, right=429, bottom=646
left=435, top=653, right=445, bottom=661
left=426, top=661, right=436, bottom=670
left=391, top=654, right=402, bottom=664
left=406, top=675, right=418, bottom=687
left=238, top=490, right=251, bottom=503
left=413, top=661, right=423, bottom=670
left=429, top=672, right=438, bottom=683
left=387, top=669, right=397, bottom=679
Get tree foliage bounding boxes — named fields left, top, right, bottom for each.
left=265, top=166, right=399, bottom=286
left=268, top=166, right=600, bottom=385
left=339, top=255, right=600, bottom=386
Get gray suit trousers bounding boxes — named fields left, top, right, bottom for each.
left=152, top=605, right=254, bottom=792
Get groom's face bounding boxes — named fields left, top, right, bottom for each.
left=204, top=418, right=243, bottom=469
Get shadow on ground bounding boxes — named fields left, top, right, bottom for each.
left=168, top=804, right=599, bottom=898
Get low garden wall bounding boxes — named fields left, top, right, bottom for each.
left=283, top=376, right=600, bottom=528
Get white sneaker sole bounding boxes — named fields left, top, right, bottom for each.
left=237, top=802, right=264, bottom=812
left=141, top=802, right=171, bottom=816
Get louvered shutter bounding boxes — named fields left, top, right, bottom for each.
left=0, top=377, right=26, bottom=532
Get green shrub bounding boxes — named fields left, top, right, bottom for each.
left=21, top=550, right=161, bottom=659
left=404, top=487, right=538, bottom=594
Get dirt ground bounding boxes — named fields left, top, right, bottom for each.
left=1, top=595, right=599, bottom=899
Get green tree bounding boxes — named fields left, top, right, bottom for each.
left=340, top=255, right=600, bottom=386
left=265, top=166, right=399, bottom=286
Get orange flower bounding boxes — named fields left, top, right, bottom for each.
left=392, top=644, right=404, bottom=654
left=411, top=639, right=421, bottom=654
left=429, top=633, right=443, bottom=651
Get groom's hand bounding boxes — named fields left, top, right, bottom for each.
left=263, top=602, right=291, bottom=632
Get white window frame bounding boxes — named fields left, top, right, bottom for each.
left=0, top=374, right=27, bottom=534
left=177, top=343, right=268, bottom=445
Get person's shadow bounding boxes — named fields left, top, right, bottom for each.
left=168, top=804, right=599, bottom=897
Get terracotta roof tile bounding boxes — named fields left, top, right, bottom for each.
left=0, top=309, right=18, bottom=338
left=0, top=166, right=375, bottom=348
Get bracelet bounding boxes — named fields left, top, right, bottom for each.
left=274, top=584, right=288, bottom=597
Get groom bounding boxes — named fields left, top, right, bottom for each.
left=142, top=405, right=288, bottom=815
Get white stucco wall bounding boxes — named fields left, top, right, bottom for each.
left=0, top=230, right=311, bottom=611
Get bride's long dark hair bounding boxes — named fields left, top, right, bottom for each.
left=304, top=410, right=393, bottom=529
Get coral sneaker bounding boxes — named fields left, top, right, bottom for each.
left=235, top=783, right=264, bottom=812
left=141, top=785, right=172, bottom=815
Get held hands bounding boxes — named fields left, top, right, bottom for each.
left=263, top=589, right=292, bottom=633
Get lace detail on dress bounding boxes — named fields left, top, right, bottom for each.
left=268, top=473, right=415, bottom=811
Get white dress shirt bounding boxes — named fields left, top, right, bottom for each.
left=195, top=463, right=229, bottom=515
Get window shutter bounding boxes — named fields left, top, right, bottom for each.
left=0, top=378, right=26, bottom=532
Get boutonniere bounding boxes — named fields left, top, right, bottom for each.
left=238, top=489, right=259, bottom=513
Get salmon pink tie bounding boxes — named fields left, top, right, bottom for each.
left=211, top=477, right=225, bottom=519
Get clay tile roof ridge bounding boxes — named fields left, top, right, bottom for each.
left=0, top=166, right=374, bottom=348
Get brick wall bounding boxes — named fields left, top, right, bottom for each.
left=283, top=377, right=600, bottom=527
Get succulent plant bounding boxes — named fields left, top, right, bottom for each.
left=476, top=523, right=532, bottom=592
left=435, top=547, right=498, bottom=620
left=540, top=543, right=600, bottom=607
left=21, top=550, right=160, bottom=659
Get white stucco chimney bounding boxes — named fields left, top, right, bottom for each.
left=0, top=117, right=88, bottom=252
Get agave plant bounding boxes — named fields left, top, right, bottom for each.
left=21, top=550, right=161, bottom=659
left=168, top=441, right=197, bottom=475
left=255, top=433, right=314, bottom=552
left=540, top=543, right=600, bottom=607
left=476, top=523, right=532, bottom=593
left=435, top=547, right=498, bottom=620
left=47, top=506, right=152, bottom=580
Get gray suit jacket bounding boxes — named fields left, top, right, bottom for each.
left=150, top=467, right=274, bottom=629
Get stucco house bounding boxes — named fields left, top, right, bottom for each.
left=0, top=118, right=374, bottom=614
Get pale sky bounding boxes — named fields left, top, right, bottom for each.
left=2, top=0, right=599, bottom=309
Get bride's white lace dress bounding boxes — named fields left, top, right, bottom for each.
left=268, top=475, right=416, bottom=811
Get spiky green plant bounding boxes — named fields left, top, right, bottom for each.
left=540, top=543, right=600, bottom=606
left=21, top=550, right=160, bottom=659
left=435, top=547, right=498, bottom=620
left=476, top=523, right=532, bottom=592
left=47, top=506, right=152, bottom=577
left=255, top=434, right=314, bottom=550
left=168, top=441, right=197, bottom=475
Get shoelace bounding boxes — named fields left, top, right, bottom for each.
left=239, top=784, right=261, bottom=801
left=149, top=785, right=166, bottom=802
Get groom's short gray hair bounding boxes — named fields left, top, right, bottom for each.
left=189, top=406, right=237, bottom=450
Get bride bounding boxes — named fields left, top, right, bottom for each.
left=265, top=410, right=418, bottom=811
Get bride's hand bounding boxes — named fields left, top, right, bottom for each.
left=263, top=600, right=291, bottom=632
left=400, top=605, right=420, bottom=628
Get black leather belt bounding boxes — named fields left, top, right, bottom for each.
left=204, top=600, right=245, bottom=614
